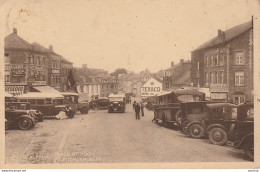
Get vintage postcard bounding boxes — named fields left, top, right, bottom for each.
left=0, top=0, right=260, bottom=169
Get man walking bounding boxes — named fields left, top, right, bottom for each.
left=135, top=103, right=141, bottom=120
left=141, top=102, right=144, bottom=116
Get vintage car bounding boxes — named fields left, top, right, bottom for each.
left=97, top=97, right=110, bottom=110
left=5, top=102, right=45, bottom=122
left=180, top=101, right=222, bottom=135
left=143, top=96, right=156, bottom=111
left=108, top=93, right=126, bottom=113
left=15, top=92, right=89, bottom=117
left=186, top=103, right=237, bottom=139
left=5, top=106, right=36, bottom=130
left=153, top=89, right=205, bottom=127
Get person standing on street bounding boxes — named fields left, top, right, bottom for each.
left=133, top=101, right=136, bottom=110
left=141, top=102, right=144, bottom=116
left=135, top=103, right=141, bottom=120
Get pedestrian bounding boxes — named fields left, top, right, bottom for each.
left=129, top=98, right=131, bottom=104
left=133, top=101, right=136, bottom=110
left=141, top=102, right=144, bottom=116
left=135, top=103, right=141, bottom=120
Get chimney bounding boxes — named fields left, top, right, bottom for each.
left=218, top=29, right=225, bottom=41
left=218, top=29, right=222, bottom=38
left=171, top=62, right=174, bottom=67
left=82, top=64, right=88, bottom=69
left=180, top=59, right=184, bottom=65
left=13, top=28, right=17, bottom=34
left=49, top=45, right=53, bottom=52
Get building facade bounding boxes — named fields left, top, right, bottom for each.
left=191, top=20, right=254, bottom=104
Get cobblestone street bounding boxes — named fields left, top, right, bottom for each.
left=5, top=104, right=249, bottom=164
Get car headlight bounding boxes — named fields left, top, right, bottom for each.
left=119, top=104, right=121, bottom=106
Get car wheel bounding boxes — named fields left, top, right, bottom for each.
left=181, top=120, right=189, bottom=135
left=244, top=142, right=254, bottom=161
left=80, top=107, right=89, bottom=114
left=188, top=123, right=205, bottom=139
left=175, top=110, right=182, bottom=125
left=18, top=118, right=33, bottom=130
left=208, top=127, right=227, bottom=146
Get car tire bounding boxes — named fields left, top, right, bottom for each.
left=18, top=118, right=33, bottom=130
left=244, top=142, right=254, bottom=161
left=80, top=107, right=89, bottom=114
left=188, top=123, right=205, bottom=139
left=175, top=110, right=182, bottom=125
left=181, top=120, right=189, bottom=135
left=208, top=127, right=227, bottom=146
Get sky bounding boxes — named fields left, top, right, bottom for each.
left=0, top=0, right=259, bottom=73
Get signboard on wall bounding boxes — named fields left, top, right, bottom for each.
left=211, top=92, right=228, bottom=100
left=5, top=85, right=25, bottom=95
left=11, top=69, right=25, bottom=77
left=141, top=77, right=162, bottom=97
left=32, top=81, right=47, bottom=86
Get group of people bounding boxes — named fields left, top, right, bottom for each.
left=133, top=101, right=144, bottom=120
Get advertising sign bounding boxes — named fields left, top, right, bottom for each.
left=5, top=85, right=25, bottom=95
left=32, top=81, right=47, bottom=86
left=11, top=69, right=25, bottom=77
left=141, top=77, right=162, bottom=97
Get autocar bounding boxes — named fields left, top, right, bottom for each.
left=108, top=93, right=126, bottom=113
left=5, top=106, right=36, bottom=130
left=186, top=103, right=237, bottom=140
left=180, top=101, right=222, bottom=135
left=15, top=92, right=89, bottom=117
left=5, top=102, right=45, bottom=122
left=97, top=97, right=110, bottom=110
left=153, top=89, right=205, bottom=127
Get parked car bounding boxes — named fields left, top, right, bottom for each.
left=5, top=102, right=45, bottom=122
left=108, top=93, right=126, bottom=113
left=97, top=97, right=110, bottom=110
left=5, top=106, right=36, bottom=130
left=153, top=89, right=205, bottom=127
left=180, top=101, right=222, bottom=135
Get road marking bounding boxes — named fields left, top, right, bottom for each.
left=52, top=132, right=68, bottom=163
left=57, top=132, right=68, bottom=151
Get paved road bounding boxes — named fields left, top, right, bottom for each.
left=5, top=104, right=249, bottom=164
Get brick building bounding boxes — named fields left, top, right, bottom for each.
left=191, top=20, right=254, bottom=104
left=4, top=28, right=73, bottom=94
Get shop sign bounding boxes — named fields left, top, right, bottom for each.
left=209, top=84, right=229, bottom=92
left=5, top=85, right=24, bottom=95
left=141, top=77, right=162, bottom=97
left=52, top=69, right=60, bottom=74
left=12, top=69, right=25, bottom=77
left=32, top=81, right=47, bottom=86
left=5, top=64, right=25, bottom=70
left=211, top=92, right=227, bottom=100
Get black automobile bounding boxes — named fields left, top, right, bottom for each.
left=5, top=102, right=44, bottom=122
left=5, top=106, right=36, bottom=130
left=97, top=97, right=110, bottom=110
left=108, top=94, right=126, bottom=113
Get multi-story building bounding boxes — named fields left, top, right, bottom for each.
left=162, top=59, right=191, bottom=91
left=100, top=76, right=118, bottom=97
left=77, top=76, right=101, bottom=99
left=191, top=20, right=254, bottom=104
left=4, top=28, right=73, bottom=94
left=60, top=56, right=73, bottom=92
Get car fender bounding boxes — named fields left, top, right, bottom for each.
left=235, top=133, right=254, bottom=149
left=16, top=115, right=35, bottom=124
left=206, top=124, right=227, bottom=133
left=187, top=121, right=204, bottom=130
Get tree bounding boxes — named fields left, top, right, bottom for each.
left=111, top=68, right=127, bottom=77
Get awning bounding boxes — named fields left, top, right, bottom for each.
left=16, top=92, right=64, bottom=99
left=32, top=86, right=61, bottom=94
left=60, top=92, right=79, bottom=96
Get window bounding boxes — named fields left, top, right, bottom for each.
left=5, top=74, right=10, bottom=83
left=204, top=56, right=208, bottom=66
left=219, top=71, right=224, bottom=84
left=28, top=99, right=36, bottom=105
left=211, top=55, right=214, bottom=66
left=20, top=99, right=28, bottom=103
left=205, top=72, right=208, bottom=85
left=46, top=98, right=52, bottom=104
left=197, top=61, right=200, bottom=70
left=235, top=71, right=244, bottom=86
left=235, top=51, right=244, bottom=65
left=219, top=54, right=224, bottom=66
left=215, top=54, right=219, bottom=66
left=215, top=72, right=218, bottom=84
left=234, top=95, right=245, bottom=104
left=36, top=99, right=44, bottom=105
left=210, top=72, right=214, bottom=84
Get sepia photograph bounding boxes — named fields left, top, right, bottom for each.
left=0, top=0, right=260, bottom=169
